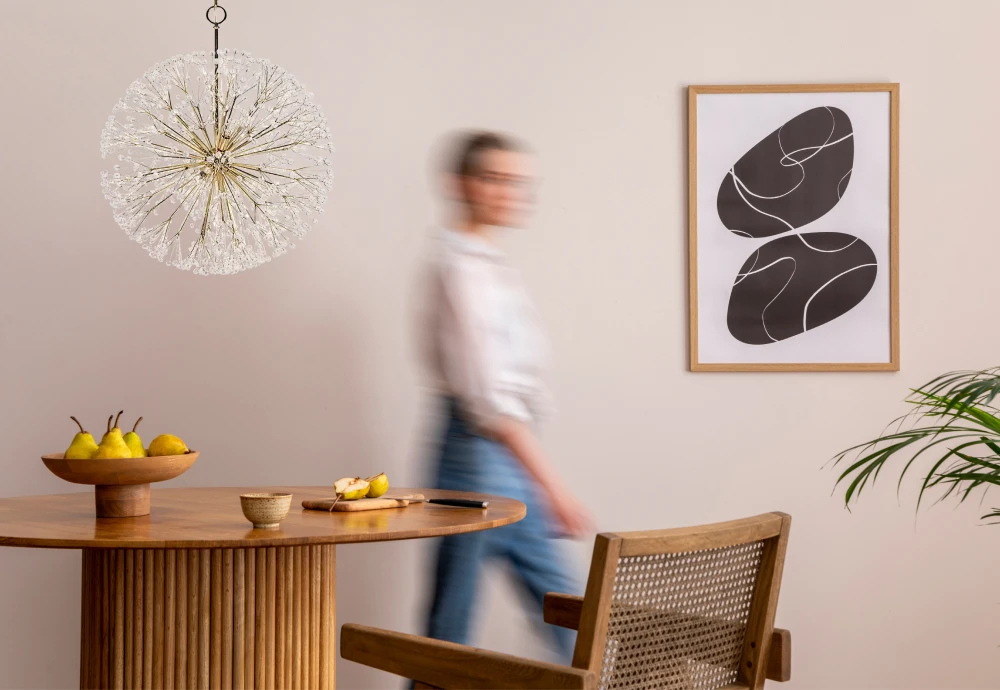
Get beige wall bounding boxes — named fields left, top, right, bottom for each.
left=1, top=0, right=998, bottom=687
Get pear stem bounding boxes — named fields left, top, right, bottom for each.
left=70, top=416, right=86, bottom=434
left=107, top=415, right=113, bottom=434
left=132, top=416, right=143, bottom=433
left=114, top=410, right=124, bottom=430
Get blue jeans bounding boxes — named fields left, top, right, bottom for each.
left=422, top=399, right=577, bottom=662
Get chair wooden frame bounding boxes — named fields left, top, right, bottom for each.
left=341, top=512, right=791, bottom=689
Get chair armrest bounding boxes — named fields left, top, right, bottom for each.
left=542, top=593, right=791, bottom=682
left=543, top=592, right=583, bottom=630
left=768, top=628, right=791, bottom=682
left=341, top=623, right=597, bottom=690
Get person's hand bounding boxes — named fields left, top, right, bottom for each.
left=547, top=486, right=595, bottom=538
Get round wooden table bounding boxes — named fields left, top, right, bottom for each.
left=0, top=486, right=525, bottom=690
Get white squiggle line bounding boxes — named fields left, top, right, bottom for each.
left=802, top=263, right=877, bottom=333
left=738, top=256, right=794, bottom=278
left=778, top=106, right=837, bottom=168
left=837, top=168, right=853, bottom=199
left=730, top=170, right=795, bottom=231
left=778, top=106, right=836, bottom=169
left=730, top=229, right=753, bottom=237
left=734, top=248, right=761, bottom=285
left=775, top=105, right=835, bottom=201
left=732, top=169, right=804, bottom=200
left=733, top=108, right=849, bottom=221
left=734, top=110, right=831, bottom=202
left=731, top=107, right=852, bottom=234
left=798, top=234, right=859, bottom=253
left=735, top=130, right=852, bottom=202
left=779, top=133, right=853, bottom=167
left=762, top=257, right=797, bottom=342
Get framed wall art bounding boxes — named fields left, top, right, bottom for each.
left=688, top=83, right=899, bottom=372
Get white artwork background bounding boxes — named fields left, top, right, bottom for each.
left=696, top=92, right=891, bottom=364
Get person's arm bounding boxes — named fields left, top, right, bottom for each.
left=438, top=259, right=592, bottom=536
left=489, top=416, right=593, bottom=536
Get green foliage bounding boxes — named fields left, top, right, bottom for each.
left=832, top=367, right=1000, bottom=523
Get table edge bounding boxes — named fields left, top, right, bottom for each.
left=0, top=487, right=527, bottom=550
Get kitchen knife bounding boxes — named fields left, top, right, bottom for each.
left=387, top=496, right=489, bottom=508
left=302, top=496, right=488, bottom=511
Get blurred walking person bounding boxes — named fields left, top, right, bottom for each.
left=417, top=131, right=593, bottom=663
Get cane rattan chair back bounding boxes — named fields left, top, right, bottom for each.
left=570, top=513, right=791, bottom=690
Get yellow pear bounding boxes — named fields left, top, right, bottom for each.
left=98, top=414, right=115, bottom=445
left=334, top=477, right=370, bottom=500
left=148, top=434, right=188, bottom=457
left=365, top=473, right=389, bottom=498
left=65, top=416, right=98, bottom=459
left=94, top=412, right=131, bottom=459
left=122, top=417, right=147, bottom=458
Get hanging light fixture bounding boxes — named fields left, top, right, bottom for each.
left=100, top=2, right=334, bottom=275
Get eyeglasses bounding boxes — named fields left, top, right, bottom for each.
left=473, top=171, right=536, bottom=190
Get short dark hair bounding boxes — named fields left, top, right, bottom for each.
left=451, top=131, right=523, bottom=177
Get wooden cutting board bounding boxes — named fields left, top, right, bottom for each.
left=302, top=494, right=425, bottom=512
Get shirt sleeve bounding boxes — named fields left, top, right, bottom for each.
left=437, top=257, right=533, bottom=433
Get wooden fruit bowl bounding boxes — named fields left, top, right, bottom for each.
left=41, top=451, right=199, bottom=518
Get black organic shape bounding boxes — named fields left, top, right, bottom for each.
left=718, top=107, right=854, bottom=238
left=727, top=232, right=876, bottom=345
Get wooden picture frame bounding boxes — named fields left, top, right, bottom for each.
left=688, top=83, right=899, bottom=372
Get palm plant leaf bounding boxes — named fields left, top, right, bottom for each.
left=831, top=367, right=1000, bottom=524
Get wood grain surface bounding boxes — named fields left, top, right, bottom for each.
left=0, top=487, right=523, bottom=549
left=301, top=496, right=423, bottom=512
left=41, top=452, right=199, bottom=486
left=80, top=545, right=337, bottom=690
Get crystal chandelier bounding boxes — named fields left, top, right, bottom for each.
left=100, top=2, right=333, bottom=275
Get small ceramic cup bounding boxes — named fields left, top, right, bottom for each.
left=240, top=492, right=293, bottom=529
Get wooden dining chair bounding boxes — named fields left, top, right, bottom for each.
left=341, top=512, right=792, bottom=689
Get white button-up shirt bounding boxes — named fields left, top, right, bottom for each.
left=421, top=228, right=551, bottom=433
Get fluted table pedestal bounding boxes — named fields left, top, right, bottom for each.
left=80, top=545, right=335, bottom=690
left=0, top=486, right=525, bottom=689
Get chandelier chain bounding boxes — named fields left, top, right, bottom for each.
left=206, top=1, right=226, bottom=125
